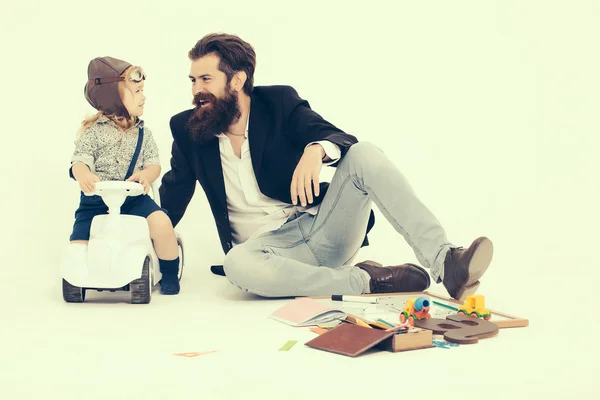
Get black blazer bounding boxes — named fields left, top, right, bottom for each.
left=159, top=85, right=375, bottom=255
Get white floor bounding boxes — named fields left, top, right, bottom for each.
left=3, top=1, right=600, bottom=398
left=2, top=195, right=598, bottom=399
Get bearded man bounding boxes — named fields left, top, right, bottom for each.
left=158, top=33, right=493, bottom=300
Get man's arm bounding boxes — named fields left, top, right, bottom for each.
left=305, top=141, right=341, bottom=164
left=158, top=118, right=196, bottom=228
left=283, top=86, right=358, bottom=165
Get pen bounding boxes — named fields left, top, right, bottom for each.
left=332, top=295, right=378, bottom=304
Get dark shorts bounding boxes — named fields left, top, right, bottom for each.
left=69, top=192, right=168, bottom=241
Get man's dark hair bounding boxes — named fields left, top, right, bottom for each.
left=189, top=33, right=256, bottom=95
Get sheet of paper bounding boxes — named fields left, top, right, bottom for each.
left=173, top=351, right=216, bottom=358
left=279, top=340, right=298, bottom=351
left=315, top=295, right=509, bottom=323
left=270, top=297, right=346, bottom=326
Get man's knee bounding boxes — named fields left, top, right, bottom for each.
left=344, top=141, right=384, bottom=167
left=223, top=244, right=285, bottom=297
left=223, top=245, right=263, bottom=290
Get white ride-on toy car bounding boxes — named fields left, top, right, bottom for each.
left=60, top=181, right=184, bottom=304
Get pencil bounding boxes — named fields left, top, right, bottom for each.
left=367, top=320, right=392, bottom=330
left=345, top=315, right=373, bottom=329
left=355, top=318, right=373, bottom=329
left=376, top=318, right=396, bottom=328
left=432, top=300, right=459, bottom=311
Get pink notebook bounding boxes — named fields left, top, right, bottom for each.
left=269, top=297, right=346, bottom=327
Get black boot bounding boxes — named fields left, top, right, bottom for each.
left=159, top=258, right=180, bottom=295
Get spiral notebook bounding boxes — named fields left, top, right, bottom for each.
left=269, top=297, right=346, bottom=327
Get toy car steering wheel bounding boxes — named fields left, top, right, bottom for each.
left=83, top=181, right=145, bottom=197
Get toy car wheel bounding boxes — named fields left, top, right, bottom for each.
left=484, top=314, right=492, bottom=321
left=176, top=237, right=184, bottom=282
left=470, top=312, right=479, bottom=318
left=62, top=279, right=86, bottom=303
left=399, top=312, right=407, bottom=323
left=130, top=257, right=151, bottom=304
left=457, top=311, right=465, bottom=315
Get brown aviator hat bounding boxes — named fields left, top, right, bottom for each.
left=84, top=56, right=144, bottom=119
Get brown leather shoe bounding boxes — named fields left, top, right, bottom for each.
left=356, top=260, right=431, bottom=293
left=442, top=237, right=493, bottom=301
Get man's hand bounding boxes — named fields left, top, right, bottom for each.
left=291, top=144, right=325, bottom=206
left=77, top=172, right=100, bottom=194
left=127, top=171, right=151, bottom=194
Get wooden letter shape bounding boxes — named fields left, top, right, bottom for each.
left=414, top=314, right=499, bottom=344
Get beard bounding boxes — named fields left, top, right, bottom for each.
left=186, top=88, right=241, bottom=144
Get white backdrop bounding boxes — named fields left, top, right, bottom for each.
left=1, top=1, right=599, bottom=399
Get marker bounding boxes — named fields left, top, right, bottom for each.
left=332, top=295, right=378, bottom=304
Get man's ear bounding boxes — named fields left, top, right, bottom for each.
left=232, top=71, right=247, bottom=92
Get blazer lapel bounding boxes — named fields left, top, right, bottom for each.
left=198, top=138, right=227, bottom=210
left=248, top=92, right=270, bottom=175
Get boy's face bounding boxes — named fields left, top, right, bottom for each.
left=120, top=80, right=146, bottom=117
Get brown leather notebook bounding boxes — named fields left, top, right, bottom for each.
left=304, top=322, right=395, bottom=357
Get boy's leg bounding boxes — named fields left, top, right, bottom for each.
left=146, top=210, right=178, bottom=259
left=125, top=195, right=180, bottom=295
left=69, top=194, right=108, bottom=243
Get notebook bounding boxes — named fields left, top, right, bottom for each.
left=305, top=322, right=395, bottom=357
left=269, top=297, right=346, bottom=327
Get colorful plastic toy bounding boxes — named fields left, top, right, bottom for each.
left=399, top=297, right=431, bottom=326
left=457, top=294, right=491, bottom=320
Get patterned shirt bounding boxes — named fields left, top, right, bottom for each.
left=71, top=115, right=160, bottom=181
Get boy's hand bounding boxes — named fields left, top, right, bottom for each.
left=78, top=172, right=100, bottom=193
left=127, top=171, right=150, bottom=194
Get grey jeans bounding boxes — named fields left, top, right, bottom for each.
left=223, top=142, right=453, bottom=297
